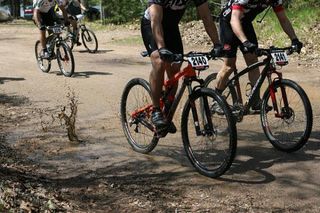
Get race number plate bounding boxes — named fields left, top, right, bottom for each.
left=187, top=55, right=209, bottom=70
left=52, top=27, right=62, bottom=34
left=271, top=51, right=288, bottom=66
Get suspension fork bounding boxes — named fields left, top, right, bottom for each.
left=187, top=84, right=203, bottom=136
left=268, top=69, right=289, bottom=118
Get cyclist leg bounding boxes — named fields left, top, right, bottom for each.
left=141, top=17, right=167, bottom=129
left=39, top=10, right=55, bottom=58
left=239, top=22, right=261, bottom=108
left=163, top=24, right=183, bottom=101
left=216, top=18, right=239, bottom=93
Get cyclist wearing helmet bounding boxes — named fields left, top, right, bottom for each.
left=141, top=0, right=222, bottom=131
left=33, top=0, right=69, bottom=58
left=214, top=0, right=302, bottom=110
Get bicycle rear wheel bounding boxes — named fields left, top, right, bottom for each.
left=120, top=78, right=159, bottom=154
left=57, top=41, right=75, bottom=77
left=204, top=73, right=238, bottom=107
left=261, top=79, right=313, bottom=152
left=81, top=29, right=98, bottom=53
left=181, top=88, right=237, bottom=178
left=35, top=40, right=51, bottom=73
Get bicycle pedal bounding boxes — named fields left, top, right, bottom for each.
left=167, top=122, right=177, bottom=134
left=154, top=125, right=170, bottom=138
left=156, top=129, right=169, bottom=138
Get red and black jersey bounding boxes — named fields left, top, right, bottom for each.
left=221, top=0, right=284, bottom=22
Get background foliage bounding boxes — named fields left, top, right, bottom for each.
left=83, top=0, right=320, bottom=24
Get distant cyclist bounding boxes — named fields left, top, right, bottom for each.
left=141, top=0, right=223, bottom=131
left=214, top=0, right=302, bottom=110
left=64, top=0, right=87, bottom=46
left=33, top=0, right=69, bottom=59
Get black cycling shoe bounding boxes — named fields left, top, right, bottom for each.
left=251, top=100, right=262, bottom=111
left=251, top=99, right=273, bottom=112
left=167, top=121, right=177, bottom=134
left=211, top=101, right=224, bottom=115
left=151, top=109, right=167, bottom=132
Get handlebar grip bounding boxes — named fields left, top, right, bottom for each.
left=255, top=49, right=265, bottom=57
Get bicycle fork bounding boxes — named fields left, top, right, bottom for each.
left=267, top=69, right=290, bottom=118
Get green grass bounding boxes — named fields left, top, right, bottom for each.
left=110, top=35, right=143, bottom=46
left=254, top=7, right=320, bottom=47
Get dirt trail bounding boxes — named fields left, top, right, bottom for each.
left=0, top=23, right=319, bottom=212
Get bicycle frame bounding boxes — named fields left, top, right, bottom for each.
left=46, top=26, right=64, bottom=58
left=131, top=63, right=206, bottom=133
left=225, top=53, right=289, bottom=117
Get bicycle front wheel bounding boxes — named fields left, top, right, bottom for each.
left=261, top=79, right=313, bottom=152
left=56, top=41, right=75, bottom=77
left=35, top=40, right=51, bottom=73
left=120, top=78, right=159, bottom=154
left=64, top=33, right=75, bottom=50
left=81, top=29, right=98, bottom=53
left=181, top=88, right=237, bottom=178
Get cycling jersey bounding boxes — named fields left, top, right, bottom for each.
left=142, top=0, right=207, bottom=55
left=66, top=0, right=82, bottom=15
left=33, top=0, right=63, bottom=13
left=143, top=0, right=207, bottom=24
left=221, top=0, right=284, bottom=22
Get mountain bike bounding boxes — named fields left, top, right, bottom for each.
left=120, top=51, right=237, bottom=178
left=64, top=14, right=98, bottom=53
left=204, top=46, right=313, bottom=152
left=35, top=24, right=75, bottom=77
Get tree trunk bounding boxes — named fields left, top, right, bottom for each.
left=10, top=0, right=20, bottom=18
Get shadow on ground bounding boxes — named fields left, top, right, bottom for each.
left=0, top=77, right=25, bottom=84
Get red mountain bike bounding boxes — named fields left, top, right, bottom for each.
left=120, top=51, right=237, bottom=178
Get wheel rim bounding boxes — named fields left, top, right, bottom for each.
left=262, top=85, right=308, bottom=148
left=123, top=83, right=155, bottom=149
left=184, top=94, right=234, bottom=174
left=57, top=44, right=74, bottom=76
left=82, top=30, right=97, bottom=52
left=35, top=41, right=51, bottom=72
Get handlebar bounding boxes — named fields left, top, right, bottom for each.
left=256, top=46, right=297, bottom=57
left=140, top=51, right=215, bottom=62
left=46, top=24, right=65, bottom=32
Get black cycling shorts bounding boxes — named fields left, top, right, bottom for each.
left=39, top=8, right=60, bottom=28
left=141, top=17, right=183, bottom=56
left=219, top=16, right=258, bottom=58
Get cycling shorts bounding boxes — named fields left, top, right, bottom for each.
left=219, top=16, right=258, bottom=58
left=141, top=17, right=183, bottom=56
left=39, top=8, right=60, bottom=29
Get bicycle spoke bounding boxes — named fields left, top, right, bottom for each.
left=261, top=79, right=312, bottom=152
left=120, top=78, right=158, bottom=154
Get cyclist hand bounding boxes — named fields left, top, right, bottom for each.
left=211, top=43, right=224, bottom=58
left=291, top=38, right=303, bottom=54
left=242, top=40, right=257, bottom=53
left=158, top=48, right=174, bottom=62
left=39, top=25, right=46, bottom=31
